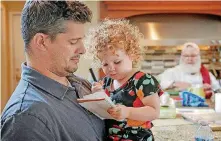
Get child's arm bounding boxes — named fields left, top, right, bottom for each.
left=107, top=93, right=160, bottom=121
left=108, top=73, right=161, bottom=121
left=128, top=93, right=160, bottom=121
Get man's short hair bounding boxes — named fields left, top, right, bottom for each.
left=21, top=1, right=92, bottom=52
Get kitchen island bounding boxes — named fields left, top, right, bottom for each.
left=151, top=99, right=221, bottom=140
left=152, top=119, right=221, bottom=141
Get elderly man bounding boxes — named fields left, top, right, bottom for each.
left=1, top=1, right=105, bottom=141
left=160, top=42, right=220, bottom=99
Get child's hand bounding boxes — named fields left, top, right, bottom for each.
left=107, top=105, right=130, bottom=121
left=91, top=81, right=104, bottom=93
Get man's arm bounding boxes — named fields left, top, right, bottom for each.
left=160, top=68, right=192, bottom=91
left=172, top=81, right=191, bottom=91
left=1, top=113, right=55, bottom=141
left=209, top=72, right=221, bottom=91
left=202, top=72, right=221, bottom=98
left=159, top=69, right=175, bottom=89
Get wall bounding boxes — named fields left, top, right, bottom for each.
left=75, top=1, right=100, bottom=81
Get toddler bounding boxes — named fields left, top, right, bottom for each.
left=85, top=19, right=163, bottom=141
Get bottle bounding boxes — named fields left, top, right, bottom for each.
left=195, top=121, right=214, bottom=141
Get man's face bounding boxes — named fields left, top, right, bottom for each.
left=181, top=47, right=199, bottom=65
left=47, top=21, right=85, bottom=77
left=180, top=46, right=201, bottom=73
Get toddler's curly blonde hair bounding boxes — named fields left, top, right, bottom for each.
left=84, top=19, right=144, bottom=68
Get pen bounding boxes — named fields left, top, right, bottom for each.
left=89, top=68, right=97, bottom=82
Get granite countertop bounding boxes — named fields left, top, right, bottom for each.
left=152, top=96, right=221, bottom=140
left=151, top=122, right=221, bottom=141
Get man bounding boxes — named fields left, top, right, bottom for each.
left=159, top=42, right=220, bottom=99
left=1, top=1, right=105, bottom=141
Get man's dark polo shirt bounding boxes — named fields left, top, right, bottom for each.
left=1, top=63, right=105, bottom=141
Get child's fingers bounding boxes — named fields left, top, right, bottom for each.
left=107, top=107, right=115, bottom=114
left=92, top=82, right=101, bottom=86
left=108, top=110, right=122, bottom=120
left=91, top=83, right=104, bottom=93
left=108, top=106, right=121, bottom=114
left=92, top=84, right=102, bottom=89
left=92, top=87, right=102, bottom=92
left=92, top=88, right=102, bottom=93
left=98, top=80, right=104, bottom=86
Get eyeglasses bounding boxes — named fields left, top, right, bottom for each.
left=182, top=54, right=199, bottom=58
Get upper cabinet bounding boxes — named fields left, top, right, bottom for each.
left=100, top=1, right=221, bottom=19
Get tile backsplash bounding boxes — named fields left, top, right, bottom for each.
left=141, top=46, right=221, bottom=78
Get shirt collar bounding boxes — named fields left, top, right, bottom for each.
left=21, top=63, right=75, bottom=100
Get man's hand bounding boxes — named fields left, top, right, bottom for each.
left=203, top=83, right=213, bottom=98
left=107, top=105, right=130, bottom=121
left=91, top=81, right=103, bottom=93
left=173, top=81, right=192, bottom=91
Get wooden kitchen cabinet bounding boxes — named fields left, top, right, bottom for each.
left=1, top=1, right=25, bottom=111
left=100, top=1, right=221, bottom=19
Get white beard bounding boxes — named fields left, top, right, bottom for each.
left=179, top=57, right=201, bottom=74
